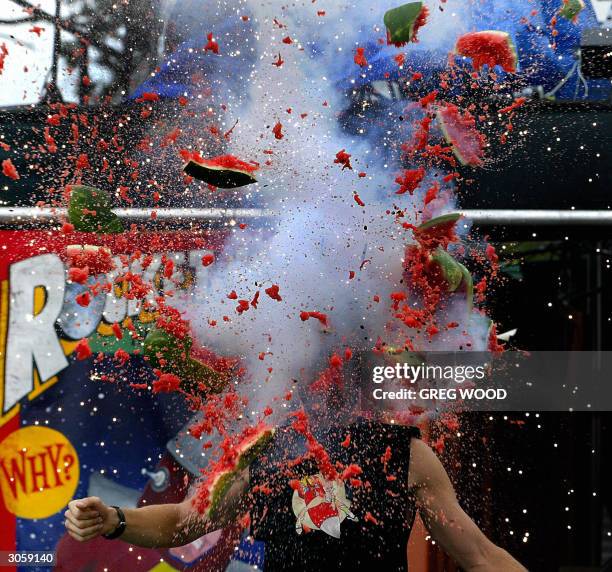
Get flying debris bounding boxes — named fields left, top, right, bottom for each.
left=559, top=0, right=585, bottom=21
left=437, top=104, right=487, bottom=167
left=67, top=185, right=124, bottom=233
left=496, top=328, right=518, bottom=342
left=183, top=154, right=259, bottom=188
left=383, top=2, right=429, bottom=46
left=143, top=327, right=230, bottom=395
left=454, top=31, right=518, bottom=73
left=195, top=425, right=275, bottom=517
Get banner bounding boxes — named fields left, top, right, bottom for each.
left=0, top=228, right=261, bottom=571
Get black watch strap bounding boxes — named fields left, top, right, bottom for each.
left=102, top=506, right=126, bottom=540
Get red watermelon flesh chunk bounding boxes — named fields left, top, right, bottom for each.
left=455, top=31, right=518, bottom=73
left=194, top=154, right=259, bottom=173
left=182, top=152, right=259, bottom=188
left=66, top=244, right=115, bottom=274
left=415, top=213, right=462, bottom=250
left=437, top=103, right=486, bottom=167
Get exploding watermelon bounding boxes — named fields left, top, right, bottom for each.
left=200, top=424, right=275, bottom=519
left=437, top=104, right=486, bottom=167
left=143, top=327, right=229, bottom=394
left=559, top=0, right=585, bottom=21
left=417, top=214, right=473, bottom=309
left=455, top=31, right=518, bottom=73
left=67, top=185, right=124, bottom=233
left=183, top=154, right=258, bottom=188
left=384, top=1, right=429, bottom=46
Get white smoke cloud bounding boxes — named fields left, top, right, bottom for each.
left=176, top=0, right=485, bottom=416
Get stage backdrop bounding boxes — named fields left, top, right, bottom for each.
left=0, top=227, right=264, bottom=572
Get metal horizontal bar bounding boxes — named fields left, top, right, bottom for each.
left=0, top=207, right=611, bottom=226
left=0, top=206, right=274, bottom=225
left=458, top=209, right=612, bottom=225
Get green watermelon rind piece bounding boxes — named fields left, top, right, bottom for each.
left=418, top=213, right=462, bottom=232
left=438, top=115, right=471, bottom=166
left=68, top=185, right=124, bottom=234
left=383, top=1, right=424, bottom=45
left=207, top=427, right=275, bottom=520
left=207, top=471, right=236, bottom=522
left=143, top=328, right=229, bottom=394
left=430, top=248, right=464, bottom=292
left=236, top=428, right=275, bottom=470
left=559, top=0, right=585, bottom=20
left=426, top=245, right=473, bottom=310
left=455, top=30, right=518, bottom=74
left=143, top=327, right=191, bottom=369
left=437, top=105, right=487, bottom=167
left=184, top=160, right=257, bottom=189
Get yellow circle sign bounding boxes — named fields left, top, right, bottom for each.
left=0, top=426, right=79, bottom=519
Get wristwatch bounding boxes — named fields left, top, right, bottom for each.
left=102, top=506, right=127, bottom=540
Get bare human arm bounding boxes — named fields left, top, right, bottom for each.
left=408, top=438, right=527, bottom=572
left=63, top=467, right=249, bottom=547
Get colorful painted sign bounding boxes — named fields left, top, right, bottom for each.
left=0, top=228, right=229, bottom=571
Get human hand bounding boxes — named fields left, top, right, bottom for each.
left=64, top=497, right=117, bottom=542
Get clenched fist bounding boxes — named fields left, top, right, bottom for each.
left=64, top=497, right=118, bottom=542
